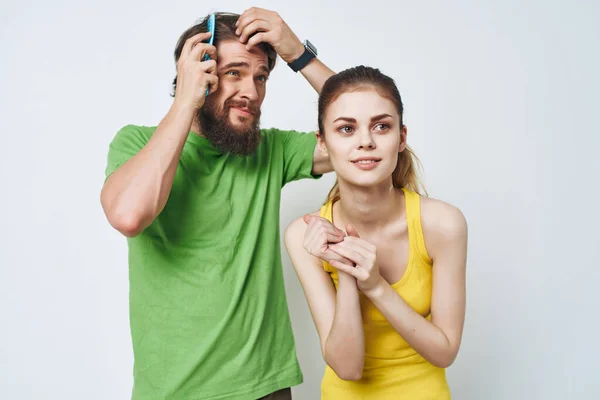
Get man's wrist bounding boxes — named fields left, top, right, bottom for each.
left=171, top=100, right=196, bottom=119
left=286, top=40, right=318, bottom=72
left=167, top=100, right=196, bottom=135
left=284, top=41, right=306, bottom=64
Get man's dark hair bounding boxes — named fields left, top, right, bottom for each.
left=171, top=12, right=278, bottom=96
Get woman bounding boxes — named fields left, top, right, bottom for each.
left=284, top=66, right=468, bottom=399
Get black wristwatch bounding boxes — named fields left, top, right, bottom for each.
left=288, top=40, right=318, bottom=72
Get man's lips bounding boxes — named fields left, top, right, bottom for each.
left=231, top=106, right=253, bottom=116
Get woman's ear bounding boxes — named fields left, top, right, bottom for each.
left=316, top=131, right=329, bottom=157
left=398, top=125, right=408, bottom=153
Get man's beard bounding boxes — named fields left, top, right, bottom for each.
left=197, top=97, right=262, bottom=156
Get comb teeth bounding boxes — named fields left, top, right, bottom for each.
left=204, top=14, right=216, bottom=96
left=207, top=14, right=215, bottom=45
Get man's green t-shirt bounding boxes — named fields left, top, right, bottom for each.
left=105, top=125, right=319, bottom=400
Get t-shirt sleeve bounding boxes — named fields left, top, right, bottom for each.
left=274, top=129, right=322, bottom=186
left=104, top=125, right=150, bottom=180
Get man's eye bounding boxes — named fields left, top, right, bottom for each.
left=227, top=70, right=240, bottom=76
left=257, top=75, right=268, bottom=82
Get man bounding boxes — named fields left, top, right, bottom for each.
left=101, top=8, right=334, bottom=400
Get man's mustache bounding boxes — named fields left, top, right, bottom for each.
left=224, top=99, right=260, bottom=116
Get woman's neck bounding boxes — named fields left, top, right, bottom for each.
left=336, top=180, right=405, bottom=235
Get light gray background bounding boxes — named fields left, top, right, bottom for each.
left=1, top=0, right=599, bottom=399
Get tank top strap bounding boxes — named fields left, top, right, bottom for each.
left=319, top=200, right=336, bottom=273
left=401, top=188, right=432, bottom=264
left=320, top=199, right=333, bottom=222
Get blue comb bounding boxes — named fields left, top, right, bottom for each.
left=204, top=14, right=215, bottom=96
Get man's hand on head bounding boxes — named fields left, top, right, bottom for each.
left=235, top=7, right=304, bottom=64
left=174, top=32, right=219, bottom=111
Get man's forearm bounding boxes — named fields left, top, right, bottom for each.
left=300, top=58, right=335, bottom=94
left=101, top=102, right=195, bottom=237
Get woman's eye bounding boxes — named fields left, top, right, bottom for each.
left=227, top=70, right=240, bottom=76
left=338, top=126, right=354, bottom=134
left=374, top=123, right=390, bottom=131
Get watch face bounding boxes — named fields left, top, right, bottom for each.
left=304, top=40, right=318, bottom=56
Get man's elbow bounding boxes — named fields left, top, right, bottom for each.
left=115, top=220, right=143, bottom=238
left=101, top=197, right=144, bottom=238
left=312, top=159, right=333, bottom=176
left=108, top=212, right=143, bottom=238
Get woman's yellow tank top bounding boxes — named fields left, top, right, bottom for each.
left=319, top=188, right=451, bottom=399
